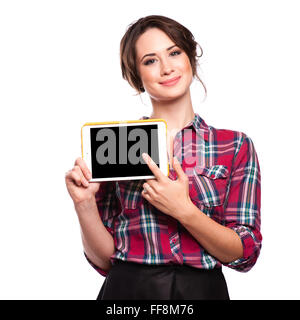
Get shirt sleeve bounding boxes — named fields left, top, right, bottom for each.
left=223, top=133, right=262, bottom=272
left=84, top=181, right=122, bottom=277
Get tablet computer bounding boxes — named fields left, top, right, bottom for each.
left=81, top=118, right=169, bottom=182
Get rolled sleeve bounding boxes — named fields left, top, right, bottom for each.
left=84, top=181, right=122, bottom=276
left=223, top=134, right=262, bottom=272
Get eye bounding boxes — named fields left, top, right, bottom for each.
left=144, top=59, right=156, bottom=66
left=170, top=50, right=182, bottom=56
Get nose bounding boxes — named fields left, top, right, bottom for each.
left=160, top=58, right=174, bottom=76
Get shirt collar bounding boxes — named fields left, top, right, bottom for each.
left=140, top=113, right=209, bottom=141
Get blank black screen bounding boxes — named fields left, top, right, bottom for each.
left=90, top=124, right=159, bottom=179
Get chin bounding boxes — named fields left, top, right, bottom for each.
left=148, top=83, right=189, bottom=101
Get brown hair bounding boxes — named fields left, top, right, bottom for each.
left=120, top=15, right=206, bottom=95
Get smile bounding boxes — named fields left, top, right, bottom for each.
left=159, top=76, right=181, bottom=86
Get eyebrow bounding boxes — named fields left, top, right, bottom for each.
left=140, top=45, right=177, bottom=62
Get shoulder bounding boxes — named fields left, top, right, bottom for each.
left=207, top=123, right=249, bottom=148
left=206, top=122, right=257, bottom=162
left=194, top=113, right=249, bottom=145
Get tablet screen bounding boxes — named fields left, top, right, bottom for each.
left=90, top=124, right=159, bottom=179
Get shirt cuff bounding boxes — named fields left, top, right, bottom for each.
left=224, top=225, right=261, bottom=272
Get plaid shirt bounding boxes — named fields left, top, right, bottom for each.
left=85, top=113, right=262, bottom=276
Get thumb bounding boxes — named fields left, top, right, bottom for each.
left=173, top=157, right=186, bottom=180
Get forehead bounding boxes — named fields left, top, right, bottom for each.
left=135, top=28, right=175, bottom=58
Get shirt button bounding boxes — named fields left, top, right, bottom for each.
left=172, top=239, right=176, bottom=244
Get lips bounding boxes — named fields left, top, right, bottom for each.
left=159, top=76, right=181, bottom=86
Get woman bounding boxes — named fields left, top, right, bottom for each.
left=65, top=15, right=262, bottom=300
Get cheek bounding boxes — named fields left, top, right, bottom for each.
left=142, top=68, right=158, bottom=83
left=181, top=57, right=193, bottom=75
left=182, top=61, right=194, bottom=85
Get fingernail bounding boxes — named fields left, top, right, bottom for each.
left=142, top=153, right=149, bottom=162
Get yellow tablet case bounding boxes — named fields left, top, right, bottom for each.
left=81, top=118, right=169, bottom=177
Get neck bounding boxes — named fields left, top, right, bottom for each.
left=149, top=89, right=195, bottom=135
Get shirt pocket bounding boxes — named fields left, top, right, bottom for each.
left=190, top=165, right=229, bottom=207
left=119, top=179, right=145, bottom=210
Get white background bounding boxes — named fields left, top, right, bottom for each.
left=0, top=0, right=299, bottom=300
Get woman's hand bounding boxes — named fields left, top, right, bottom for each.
left=141, top=153, right=193, bottom=221
left=65, top=157, right=100, bottom=205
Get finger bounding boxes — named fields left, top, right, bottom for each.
left=142, top=183, right=157, bottom=198
left=76, top=158, right=92, bottom=180
left=142, top=153, right=165, bottom=182
left=68, top=170, right=83, bottom=187
left=168, top=134, right=174, bottom=170
left=75, top=157, right=92, bottom=180
left=65, top=170, right=71, bottom=179
left=145, top=178, right=159, bottom=191
left=141, top=188, right=151, bottom=201
left=172, top=156, right=186, bottom=181
left=73, top=166, right=89, bottom=187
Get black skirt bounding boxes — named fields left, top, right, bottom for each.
left=97, top=260, right=230, bottom=300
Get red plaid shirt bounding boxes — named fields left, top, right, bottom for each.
left=85, top=113, right=262, bottom=276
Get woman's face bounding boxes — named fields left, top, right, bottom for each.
left=135, top=28, right=193, bottom=101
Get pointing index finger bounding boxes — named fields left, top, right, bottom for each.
left=142, top=153, right=165, bottom=182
